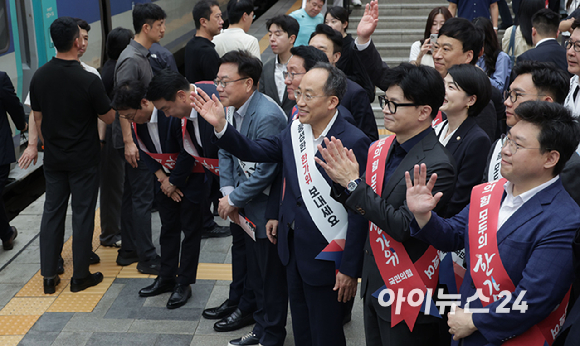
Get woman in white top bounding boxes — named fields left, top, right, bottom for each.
left=409, top=6, right=452, bottom=68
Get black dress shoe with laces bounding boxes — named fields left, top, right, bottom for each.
left=89, top=251, right=100, bottom=264
left=214, top=308, right=255, bottom=332
left=139, top=276, right=176, bottom=297
left=228, top=331, right=260, bottom=346
left=202, top=225, right=231, bottom=239
left=166, top=284, right=192, bottom=309
left=70, top=272, right=103, bottom=292
left=137, top=255, right=161, bottom=275
left=43, top=276, right=61, bottom=294
left=2, top=226, right=17, bottom=250
left=202, top=299, right=239, bottom=319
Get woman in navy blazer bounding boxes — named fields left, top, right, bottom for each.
left=434, top=64, right=491, bottom=217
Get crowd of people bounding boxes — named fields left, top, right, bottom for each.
left=3, top=0, right=580, bottom=345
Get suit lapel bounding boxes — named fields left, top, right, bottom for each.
left=316, top=111, right=346, bottom=183
left=444, top=117, right=476, bottom=156
left=240, top=93, right=258, bottom=137
left=158, top=112, right=168, bottom=153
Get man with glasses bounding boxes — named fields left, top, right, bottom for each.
left=313, top=62, right=455, bottom=345
left=565, top=18, right=580, bottom=119
left=192, top=62, right=370, bottom=346
left=482, top=61, right=580, bottom=206
left=405, top=101, right=580, bottom=346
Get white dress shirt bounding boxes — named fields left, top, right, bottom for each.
left=274, top=54, right=288, bottom=102
left=212, top=28, right=262, bottom=60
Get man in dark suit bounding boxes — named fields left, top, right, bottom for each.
left=309, top=24, right=378, bottom=141
left=407, top=101, right=580, bottom=346
left=212, top=50, right=288, bottom=346
left=259, top=14, right=299, bottom=115
left=517, top=9, right=568, bottom=74
left=192, top=63, right=371, bottom=346
left=317, top=63, right=456, bottom=345
left=112, top=77, right=219, bottom=309
left=0, top=71, right=26, bottom=251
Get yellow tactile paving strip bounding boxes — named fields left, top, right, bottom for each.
left=0, top=208, right=234, bottom=343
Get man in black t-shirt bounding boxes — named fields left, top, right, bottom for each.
left=29, top=17, right=115, bottom=294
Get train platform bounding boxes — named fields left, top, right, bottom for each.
left=0, top=0, right=368, bottom=344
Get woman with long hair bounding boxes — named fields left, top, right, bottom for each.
left=473, top=17, right=511, bottom=92
left=409, top=6, right=453, bottom=67
left=502, top=0, right=545, bottom=58
left=434, top=64, right=492, bottom=217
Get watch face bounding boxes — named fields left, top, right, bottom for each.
left=347, top=181, right=357, bottom=192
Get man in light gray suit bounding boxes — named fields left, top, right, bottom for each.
left=259, top=14, right=299, bottom=116
left=210, top=50, right=289, bottom=346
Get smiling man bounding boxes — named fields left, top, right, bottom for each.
left=192, top=62, right=370, bottom=346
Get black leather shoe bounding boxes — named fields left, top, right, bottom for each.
left=139, top=276, right=176, bottom=297
left=202, top=225, right=231, bottom=239
left=57, top=257, right=64, bottom=275
left=137, top=255, right=161, bottom=275
left=70, top=272, right=103, bottom=292
left=214, top=308, right=255, bottom=332
left=228, top=331, right=260, bottom=346
left=116, top=250, right=139, bottom=266
left=89, top=251, right=100, bottom=264
left=2, top=226, right=17, bottom=250
left=43, top=276, right=60, bottom=294
left=166, top=284, right=192, bottom=309
left=202, top=299, right=238, bottom=319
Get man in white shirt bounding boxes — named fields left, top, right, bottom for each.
left=212, top=0, right=261, bottom=60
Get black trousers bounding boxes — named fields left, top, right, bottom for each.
left=40, top=165, right=99, bottom=279
left=286, top=235, right=347, bottom=346
left=155, top=191, right=202, bottom=285
left=229, top=222, right=256, bottom=314
left=117, top=149, right=156, bottom=262
left=0, top=164, right=11, bottom=241
left=99, top=124, right=123, bottom=245
left=246, top=236, right=288, bottom=346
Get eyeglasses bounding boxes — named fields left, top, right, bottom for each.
left=502, top=89, right=546, bottom=103
left=293, top=90, right=326, bottom=102
left=283, top=71, right=306, bottom=81
left=118, top=110, right=137, bottom=121
left=566, top=39, right=580, bottom=53
left=378, top=95, right=418, bottom=113
left=214, top=77, right=249, bottom=88
left=500, top=134, right=543, bottom=155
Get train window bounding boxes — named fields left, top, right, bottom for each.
left=0, top=2, right=10, bottom=54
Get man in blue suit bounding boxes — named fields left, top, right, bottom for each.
left=517, top=9, right=568, bottom=74
left=0, top=71, right=26, bottom=251
left=192, top=62, right=371, bottom=346
left=209, top=50, right=288, bottom=346
left=406, top=101, right=580, bottom=345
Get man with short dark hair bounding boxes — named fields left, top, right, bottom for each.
left=309, top=24, right=378, bottom=141
left=185, top=0, right=223, bottom=83
left=406, top=101, right=580, bottom=346
left=517, top=8, right=567, bottom=73
left=316, top=63, right=455, bottom=345
left=30, top=16, right=115, bottom=294
left=259, top=14, right=299, bottom=115
left=193, top=62, right=371, bottom=346
left=212, top=0, right=260, bottom=59
left=289, top=0, right=324, bottom=46
left=564, top=18, right=580, bottom=119
left=114, top=2, right=166, bottom=274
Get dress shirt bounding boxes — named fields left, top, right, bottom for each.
left=383, top=127, right=432, bottom=188
left=146, top=108, right=163, bottom=154
left=274, top=54, right=288, bottom=102
left=434, top=121, right=458, bottom=147
left=535, top=38, right=556, bottom=48
left=497, top=175, right=559, bottom=230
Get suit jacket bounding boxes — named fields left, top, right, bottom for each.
left=354, top=40, right=390, bottom=92
left=215, top=111, right=371, bottom=286
left=219, top=92, right=287, bottom=239
left=342, top=79, right=378, bottom=141
left=341, top=130, right=456, bottom=323
left=412, top=179, right=580, bottom=345
left=435, top=117, right=490, bottom=217
left=517, top=39, right=569, bottom=75
left=0, top=71, right=26, bottom=166
left=259, top=57, right=296, bottom=115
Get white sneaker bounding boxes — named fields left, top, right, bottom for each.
left=352, top=0, right=362, bottom=6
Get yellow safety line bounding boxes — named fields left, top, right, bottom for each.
left=259, top=0, right=304, bottom=54
left=0, top=208, right=233, bottom=344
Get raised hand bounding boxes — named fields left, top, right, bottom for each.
left=405, top=163, right=442, bottom=227
left=314, top=137, right=359, bottom=188
left=357, top=0, right=379, bottom=44
left=190, top=88, right=227, bottom=132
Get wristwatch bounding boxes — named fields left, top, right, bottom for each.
left=346, top=178, right=361, bottom=195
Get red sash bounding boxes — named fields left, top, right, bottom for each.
left=469, top=179, right=570, bottom=345
left=366, top=136, right=440, bottom=331
left=132, top=123, right=205, bottom=173
left=180, top=118, right=220, bottom=176
left=431, top=111, right=443, bottom=127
